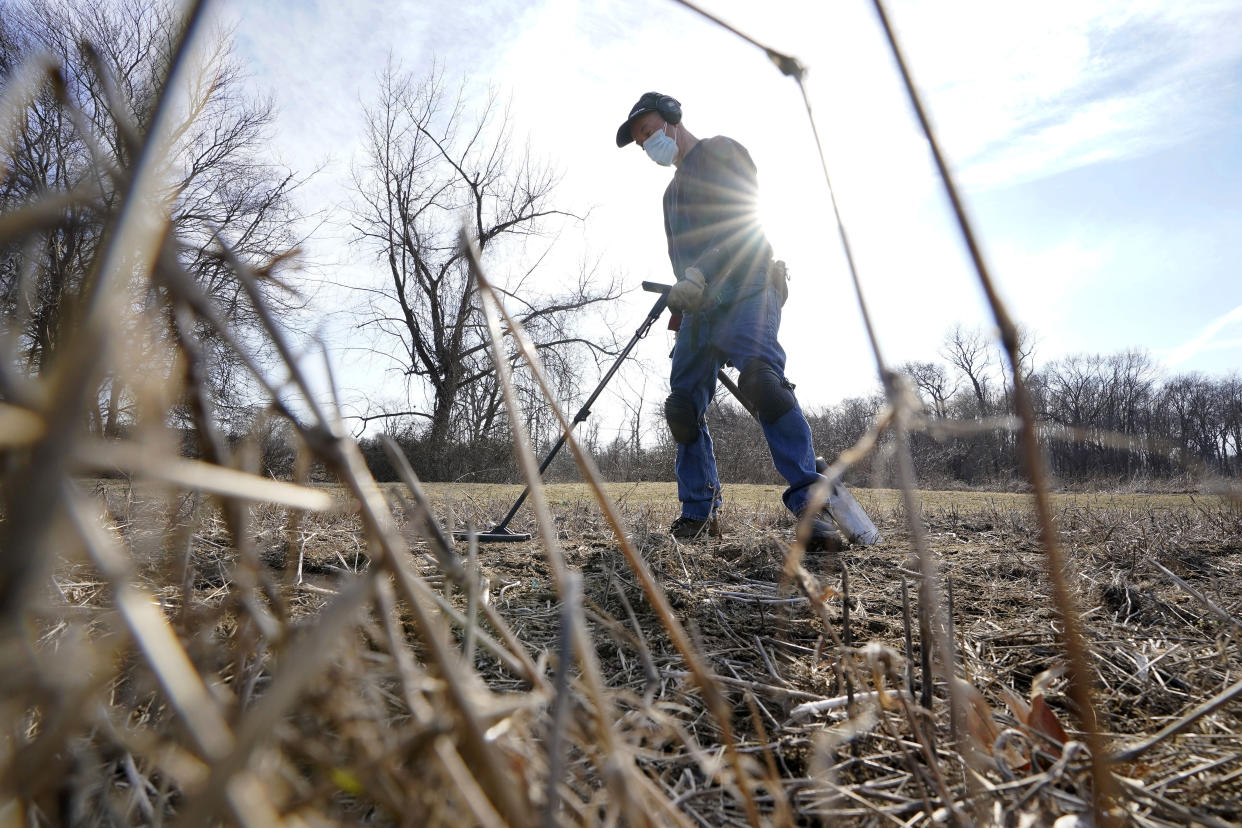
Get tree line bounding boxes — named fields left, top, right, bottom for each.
left=500, top=328, right=1240, bottom=490
left=359, top=337, right=1239, bottom=489
left=896, top=326, right=1240, bottom=484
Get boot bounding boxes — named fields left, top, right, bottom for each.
left=796, top=509, right=843, bottom=553
left=669, top=515, right=719, bottom=539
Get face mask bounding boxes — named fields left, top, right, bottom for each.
left=643, top=125, right=678, bottom=167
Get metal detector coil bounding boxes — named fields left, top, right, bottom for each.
left=455, top=526, right=531, bottom=543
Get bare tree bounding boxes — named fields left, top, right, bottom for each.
left=899, top=360, right=958, bottom=419
left=995, top=323, right=1037, bottom=411
left=348, top=61, right=620, bottom=475
left=0, top=0, right=307, bottom=434
left=1159, top=374, right=1225, bottom=472
left=622, top=377, right=649, bottom=459
left=941, top=323, right=995, bottom=417
left=1220, top=374, right=1242, bottom=476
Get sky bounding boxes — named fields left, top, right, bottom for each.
left=217, top=0, right=1242, bottom=443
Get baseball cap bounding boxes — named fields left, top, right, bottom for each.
left=615, top=92, right=680, bottom=148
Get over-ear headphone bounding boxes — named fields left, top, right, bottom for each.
left=652, top=93, right=682, bottom=125
left=617, top=92, right=684, bottom=147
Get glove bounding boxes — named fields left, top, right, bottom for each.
left=770, top=259, right=789, bottom=306
left=667, top=267, right=708, bottom=312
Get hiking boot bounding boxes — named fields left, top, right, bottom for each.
left=669, top=515, right=718, bottom=539
left=797, top=510, right=844, bottom=553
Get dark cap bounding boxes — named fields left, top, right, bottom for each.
left=615, top=92, right=682, bottom=148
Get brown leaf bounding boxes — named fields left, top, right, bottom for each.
left=999, top=683, right=1031, bottom=725
left=952, top=678, right=1000, bottom=766
left=1028, top=693, right=1070, bottom=752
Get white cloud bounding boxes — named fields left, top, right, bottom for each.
left=890, top=0, right=1242, bottom=188
left=1163, top=303, right=1242, bottom=367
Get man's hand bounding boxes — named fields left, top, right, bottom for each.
left=770, top=259, right=788, bottom=306
left=667, top=267, right=708, bottom=312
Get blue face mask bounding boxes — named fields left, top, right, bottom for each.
left=643, top=125, right=678, bottom=167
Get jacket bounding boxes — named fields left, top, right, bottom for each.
left=662, top=135, right=774, bottom=309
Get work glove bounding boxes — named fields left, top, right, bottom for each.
left=770, top=259, right=789, bottom=306
left=667, top=267, right=708, bottom=312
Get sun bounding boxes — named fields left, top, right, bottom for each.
left=757, top=183, right=792, bottom=257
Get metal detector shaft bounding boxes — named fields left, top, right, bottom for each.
left=483, top=288, right=670, bottom=536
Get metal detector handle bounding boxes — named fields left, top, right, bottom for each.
left=486, top=287, right=671, bottom=534
left=643, top=277, right=729, bottom=309
left=641, top=281, right=672, bottom=324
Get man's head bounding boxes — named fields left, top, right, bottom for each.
left=615, top=91, right=681, bottom=148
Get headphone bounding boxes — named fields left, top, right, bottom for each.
left=650, top=92, right=682, bottom=125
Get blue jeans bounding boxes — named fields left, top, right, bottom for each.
left=669, top=284, right=820, bottom=520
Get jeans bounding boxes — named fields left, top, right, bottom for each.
left=669, top=283, right=820, bottom=520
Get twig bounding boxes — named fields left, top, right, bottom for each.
left=615, top=581, right=660, bottom=701
left=842, top=563, right=855, bottom=706
left=1110, top=677, right=1242, bottom=763
left=1152, top=560, right=1242, bottom=633
left=789, top=691, right=885, bottom=722
left=542, top=572, right=578, bottom=828
left=465, top=530, right=480, bottom=666
left=900, top=578, right=915, bottom=698
left=662, top=669, right=824, bottom=702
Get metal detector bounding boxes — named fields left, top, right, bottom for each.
left=454, top=285, right=674, bottom=542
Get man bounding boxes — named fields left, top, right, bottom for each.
left=616, top=92, right=839, bottom=551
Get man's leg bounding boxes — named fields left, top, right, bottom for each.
left=737, top=361, right=820, bottom=514
left=667, top=326, right=723, bottom=521
left=717, top=284, right=821, bottom=516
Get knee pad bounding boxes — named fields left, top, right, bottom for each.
left=738, top=361, right=797, bottom=423
left=664, top=391, right=701, bottom=444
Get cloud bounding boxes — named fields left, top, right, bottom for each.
left=891, top=0, right=1242, bottom=189
left=1163, top=303, right=1242, bottom=367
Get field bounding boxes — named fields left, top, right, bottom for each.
left=20, top=480, right=1239, bottom=826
